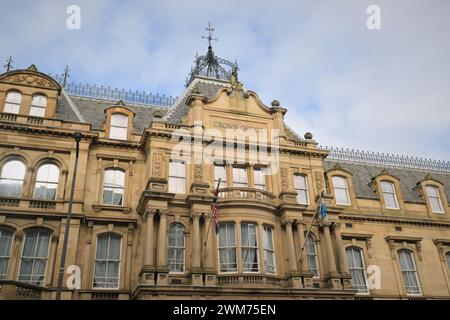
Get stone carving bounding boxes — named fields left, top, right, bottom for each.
left=280, top=168, right=289, bottom=190
left=2, top=74, right=58, bottom=89
left=151, top=153, right=163, bottom=178
left=194, top=164, right=203, bottom=182
left=314, top=171, right=324, bottom=193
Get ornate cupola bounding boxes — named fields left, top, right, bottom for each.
left=185, top=22, right=237, bottom=87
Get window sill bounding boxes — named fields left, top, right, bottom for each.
left=92, top=204, right=131, bottom=214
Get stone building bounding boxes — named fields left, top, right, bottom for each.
left=0, top=42, right=449, bottom=300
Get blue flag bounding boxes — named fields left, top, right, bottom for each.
left=319, top=197, right=328, bottom=219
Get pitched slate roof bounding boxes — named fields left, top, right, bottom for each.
left=56, top=93, right=168, bottom=133
left=324, top=160, right=450, bottom=204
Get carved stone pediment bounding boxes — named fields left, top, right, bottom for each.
left=1, top=74, right=58, bottom=89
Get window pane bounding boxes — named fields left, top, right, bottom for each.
left=19, top=230, right=50, bottom=286
left=169, top=162, right=185, bottom=194
left=218, top=223, right=237, bottom=272
left=6, top=91, right=22, bottom=103
left=0, top=160, right=26, bottom=197
left=346, top=247, right=368, bottom=292
left=333, top=176, right=350, bottom=205
left=294, top=175, right=309, bottom=204
left=426, top=186, right=443, bottom=213
left=381, top=181, right=398, bottom=209
left=4, top=92, right=21, bottom=114
left=168, top=224, right=185, bottom=273
left=0, top=228, right=13, bottom=280
left=254, top=168, right=266, bottom=190
left=31, top=95, right=47, bottom=107
left=263, top=226, right=275, bottom=274
left=305, top=234, right=319, bottom=277
left=398, top=250, right=420, bottom=294
left=232, top=167, right=248, bottom=187
left=214, top=165, right=227, bottom=187
left=381, top=181, right=394, bottom=193
left=93, top=234, right=121, bottom=288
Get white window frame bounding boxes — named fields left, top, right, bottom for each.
left=232, top=166, right=248, bottom=188
left=109, top=114, right=128, bottom=140
left=305, top=233, right=319, bottom=277
left=263, top=225, right=276, bottom=274
left=3, top=91, right=22, bottom=114
left=17, top=229, right=50, bottom=286
left=217, top=223, right=238, bottom=273
left=0, top=159, right=26, bottom=198
left=213, top=164, right=227, bottom=189
left=426, top=185, right=444, bottom=214
left=380, top=181, right=399, bottom=209
left=102, top=169, right=125, bottom=206
left=398, top=249, right=421, bottom=295
left=168, top=160, right=186, bottom=194
left=253, top=167, right=267, bottom=190
left=92, top=233, right=122, bottom=289
left=346, top=246, right=369, bottom=293
left=167, top=223, right=185, bottom=274
left=0, top=227, right=14, bottom=280
left=241, top=223, right=259, bottom=273
left=332, top=176, right=351, bottom=205
left=294, top=174, right=309, bottom=205
left=33, top=163, right=59, bottom=201
left=29, top=94, right=47, bottom=117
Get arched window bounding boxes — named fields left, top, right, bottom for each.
left=294, top=175, right=309, bottom=204
left=33, top=163, right=59, bottom=200
left=109, top=114, right=128, bottom=140
left=332, top=176, right=350, bottom=205
left=0, top=159, right=26, bottom=197
left=398, top=249, right=421, bottom=295
left=263, top=225, right=276, bottom=274
left=346, top=247, right=368, bottom=292
left=168, top=223, right=185, bottom=273
left=380, top=181, right=399, bottom=209
left=3, top=91, right=22, bottom=114
left=305, top=233, right=319, bottom=277
left=93, top=233, right=121, bottom=288
left=18, top=229, right=50, bottom=286
left=0, top=227, right=14, bottom=280
left=29, top=94, right=47, bottom=117
left=241, top=223, right=259, bottom=272
left=103, top=169, right=125, bottom=206
left=218, top=223, right=237, bottom=273
left=426, top=185, right=444, bottom=213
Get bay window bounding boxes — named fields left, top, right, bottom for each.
left=218, top=223, right=237, bottom=273
left=241, top=223, right=259, bottom=272
left=263, top=225, right=276, bottom=274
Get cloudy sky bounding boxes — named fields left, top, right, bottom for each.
left=1, top=0, right=449, bottom=160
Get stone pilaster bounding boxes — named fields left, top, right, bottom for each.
left=156, top=209, right=169, bottom=285
left=332, top=222, right=352, bottom=289
left=190, top=211, right=203, bottom=286
left=284, top=219, right=302, bottom=288
left=322, top=222, right=342, bottom=289
left=140, top=208, right=156, bottom=285
left=297, top=222, right=314, bottom=288
left=203, top=214, right=217, bottom=286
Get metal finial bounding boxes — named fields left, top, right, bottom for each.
left=62, top=65, right=70, bottom=88
left=201, top=21, right=218, bottom=48
left=3, top=56, right=13, bottom=72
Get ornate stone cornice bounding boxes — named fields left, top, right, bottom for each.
left=339, top=213, right=450, bottom=229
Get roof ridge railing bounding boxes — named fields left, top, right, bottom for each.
left=50, top=74, right=177, bottom=107
left=320, top=146, right=450, bottom=173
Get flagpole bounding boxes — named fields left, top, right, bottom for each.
left=202, top=178, right=221, bottom=259
left=296, top=190, right=325, bottom=266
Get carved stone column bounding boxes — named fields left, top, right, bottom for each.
left=203, top=214, right=217, bottom=286
left=190, top=211, right=203, bottom=286
left=297, top=222, right=313, bottom=288
left=322, top=222, right=342, bottom=289
left=332, top=222, right=352, bottom=289
left=284, top=219, right=302, bottom=288
left=156, top=209, right=169, bottom=285
left=140, top=208, right=156, bottom=285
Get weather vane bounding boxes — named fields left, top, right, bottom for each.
left=3, top=56, right=13, bottom=72
left=62, top=65, right=70, bottom=88
left=202, top=21, right=218, bottom=48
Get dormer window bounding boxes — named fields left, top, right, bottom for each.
left=380, top=181, right=399, bottom=209
left=332, top=176, right=350, bottom=205
left=110, top=114, right=128, bottom=140
left=426, top=185, right=444, bottom=213
left=29, top=94, right=47, bottom=117
left=3, top=91, right=22, bottom=114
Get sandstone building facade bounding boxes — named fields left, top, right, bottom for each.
left=0, top=45, right=449, bottom=300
